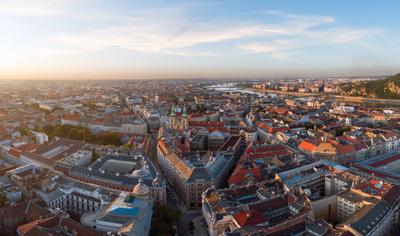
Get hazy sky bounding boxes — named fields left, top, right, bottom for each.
left=0, top=0, right=399, bottom=80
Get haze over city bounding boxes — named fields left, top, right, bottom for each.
left=1, top=0, right=400, bottom=80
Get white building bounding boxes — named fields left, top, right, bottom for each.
left=37, top=177, right=114, bottom=217
left=121, top=120, right=148, bottom=135
left=244, top=129, right=257, bottom=144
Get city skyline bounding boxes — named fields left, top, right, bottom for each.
left=1, top=0, right=400, bottom=80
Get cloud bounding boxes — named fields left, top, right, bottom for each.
left=42, top=5, right=380, bottom=58
left=49, top=10, right=337, bottom=56
left=237, top=39, right=298, bottom=53
left=50, top=19, right=293, bottom=56
left=304, top=28, right=381, bottom=43
left=238, top=27, right=379, bottom=58
left=236, top=12, right=380, bottom=60
left=0, top=0, right=74, bottom=17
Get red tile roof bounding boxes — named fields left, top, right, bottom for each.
left=383, top=185, right=400, bottom=204
left=189, top=121, right=225, bottom=128
left=9, top=147, right=22, bottom=158
left=233, top=210, right=267, bottom=227
left=354, top=179, right=391, bottom=196
left=256, top=122, right=289, bottom=134
left=17, top=216, right=102, bottom=236
left=18, top=143, right=39, bottom=152
left=336, top=144, right=356, bottom=155
left=62, top=115, right=80, bottom=121
left=369, top=153, right=400, bottom=167
left=243, top=144, right=291, bottom=160
left=353, top=164, right=400, bottom=180
left=383, top=130, right=399, bottom=139
left=228, top=166, right=262, bottom=185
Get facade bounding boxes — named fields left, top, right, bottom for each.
left=381, top=131, right=400, bottom=153
left=121, top=120, right=148, bottom=135
left=208, top=131, right=227, bottom=151
left=168, top=105, right=189, bottom=130
left=244, top=128, right=257, bottom=144
left=157, top=138, right=241, bottom=206
left=190, top=135, right=206, bottom=151
left=157, top=140, right=211, bottom=206
left=337, top=190, right=365, bottom=222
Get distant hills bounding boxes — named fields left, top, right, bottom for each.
left=339, top=73, right=400, bottom=99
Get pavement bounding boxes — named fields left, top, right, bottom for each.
left=165, top=184, right=202, bottom=236
left=193, top=215, right=208, bottom=236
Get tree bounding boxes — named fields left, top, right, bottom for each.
left=188, top=221, right=195, bottom=232
left=125, top=143, right=133, bottom=150
left=0, top=195, right=8, bottom=207
left=150, top=204, right=180, bottom=236
left=38, top=124, right=122, bottom=146
left=335, top=127, right=351, bottom=137
left=91, top=148, right=99, bottom=162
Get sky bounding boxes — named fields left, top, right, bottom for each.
left=0, top=0, right=399, bottom=80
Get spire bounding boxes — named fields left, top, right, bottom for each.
left=182, top=104, right=188, bottom=118
left=170, top=104, right=176, bottom=117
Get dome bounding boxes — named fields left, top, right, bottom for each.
left=131, top=161, right=150, bottom=178
left=132, top=168, right=150, bottom=178
left=132, top=178, right=149, bottom=197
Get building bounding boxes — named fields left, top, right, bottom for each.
left=17, top=214, right=102, bottom=236
left=342, top=201, right=393, bottom=236
left=157, top=137, right=241, bottom=206
left=8, top=164, right=56, bottom=199
left=168, top=104, right=189, bottom=130
left=81, top=178, right=153, bottom=236
left=69, top=153, right=166, bottom=205
left=208, top=130, right=227, bottom=151
left=337, top=190, right=368, bottom=222
left=276, top=160, right=349, bottom=200
left=243, top=128, right=257, bottom=144
left=202, top=180, right=312, bottom=236
left=37, top=177, right=117, bottom=220
left=0, top=199, right=52, bottom=236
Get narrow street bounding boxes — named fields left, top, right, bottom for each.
left=148, top=131, right=205, bottom=236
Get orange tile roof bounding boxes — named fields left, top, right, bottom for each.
left=298, top=140, right=317, bottom=152
left=62, top=115, right=80, bottom=121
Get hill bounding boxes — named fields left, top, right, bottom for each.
left=339, top=73, right=400, bottom=99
